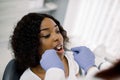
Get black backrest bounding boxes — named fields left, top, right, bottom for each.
left=2, top=59, right=23, bottom=80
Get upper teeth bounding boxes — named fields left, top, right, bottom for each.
left=57, top=46, right=61, bottom=50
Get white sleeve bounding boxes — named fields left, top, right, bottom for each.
left=84, top=61, right=113, bottom=80
left=85, top=67, right=99, bottom=79
left=45, top=68, right=66, bottom=80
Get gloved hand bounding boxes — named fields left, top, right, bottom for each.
left=40, top=49, right=64, bottom=71
left=71, top=46, right=95, bottom=73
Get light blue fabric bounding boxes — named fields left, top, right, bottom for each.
left=71, top=46, right=95, bottom=74
left=40, top=49, right=64, bottom=71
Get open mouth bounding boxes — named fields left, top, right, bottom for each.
left=54, top=44, right=63, bottom=51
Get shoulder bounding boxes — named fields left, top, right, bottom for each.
left=20, top=68, right=41, bottom=80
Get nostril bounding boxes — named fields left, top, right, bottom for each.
left=53, top=35, right=59, bottom=41
left=54, top=38, right=59, bottom=42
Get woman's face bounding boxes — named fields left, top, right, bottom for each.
left=40, top=18, right=64, bottom=55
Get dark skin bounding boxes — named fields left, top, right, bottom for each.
left=31, top=56, right=69, bottom=80
left=30, top=18, right=69, bottom=80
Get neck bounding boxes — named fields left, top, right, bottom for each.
left=58, top=53, right=64, bottom=61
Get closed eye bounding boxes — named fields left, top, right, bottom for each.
left=42, top=34, right=50, bottom=38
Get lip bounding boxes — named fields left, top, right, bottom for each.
left=54, top=43, right=63, bottom=51
left=53, top=43, right=64, bottom=54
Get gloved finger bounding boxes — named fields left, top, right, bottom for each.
left=73, top=51, right=78, bottom=56
left=45, top=49, right=56, bottom=53
left=71, top=46, right=87, bottom=51
left=42, top=49, right=57, bottom=57
left=71, top=46, right=81, bottom=52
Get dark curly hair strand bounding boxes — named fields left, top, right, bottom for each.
left=10, top=13, right=69, bottom=72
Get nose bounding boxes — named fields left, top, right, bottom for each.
left=52, top=33, right=60, bottom=42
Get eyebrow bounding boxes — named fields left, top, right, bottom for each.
left=40, top=28, right=49, bottom=31
left=40, top=25, right=58, bottom=31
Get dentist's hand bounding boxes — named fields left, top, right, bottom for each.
left=40, top=49, right=64, bottom=71
left=71, top=46, right=95, bottom=73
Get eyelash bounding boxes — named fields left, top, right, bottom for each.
left=42, top=29, right=60, bottom=39
left=43, top=34, right=50, bottom=38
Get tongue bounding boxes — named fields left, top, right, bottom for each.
left=56, top=48, right=64, bottom=54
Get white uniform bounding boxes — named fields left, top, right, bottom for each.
left=20, top=51, right=80, bottom=80
left=20, top=50, right=113, bottom=80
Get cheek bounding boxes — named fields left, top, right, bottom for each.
left=60, top=35, right=64, bottom=42
left=41, top=39, right=52, bottom=50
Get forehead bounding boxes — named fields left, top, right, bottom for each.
left=40, top=18, right=56, bottom=29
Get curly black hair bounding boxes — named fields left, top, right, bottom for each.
left=10, top=13, right=69, bottom=72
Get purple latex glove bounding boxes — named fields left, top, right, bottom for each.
left=71, top=46, right=95, bottom=73
left=40, top=49, right=64, bottom=71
